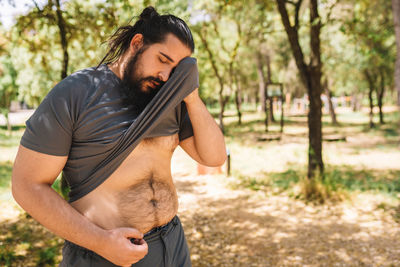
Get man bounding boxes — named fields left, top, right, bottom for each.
left=11, top=6, right=226, bottom=267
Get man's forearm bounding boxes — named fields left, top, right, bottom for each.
left=12, top=181, right=106, bottom=252
left=185, top=94, right=227, bottom=166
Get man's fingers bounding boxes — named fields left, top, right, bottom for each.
left=120, top=227, right=144, bottom=239
left=132, top=239, right=148, bottom=255
left=136, top=238, right=146, bottom=245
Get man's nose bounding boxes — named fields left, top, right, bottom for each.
left=158, top=69, right=172, bottom=82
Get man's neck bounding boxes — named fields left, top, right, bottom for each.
left=108, top=53, right=129, bottom=80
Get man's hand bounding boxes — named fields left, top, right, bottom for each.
left=96, top=227, right=148, bottom=267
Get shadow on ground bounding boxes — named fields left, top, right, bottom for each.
left=176, top=177, right=400, bottom=267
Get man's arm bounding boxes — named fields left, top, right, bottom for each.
left=179, top=88, right=227, bottom=166
left=12, top=145, right=147, bottom=267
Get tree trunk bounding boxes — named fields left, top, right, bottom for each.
left=265, top=54, right=275, bottom=122
left=392, top=0, right=400, bottom=108
left=365, top=70, right=375, bottom=128
left=308, top=0, right=324, bottom=178
left=377, top=69, right=385, bottom=124
left=4, top=111, right=11, bottom=136
left=368, top=88, right=375, bottom=128
left=280, top=84, right=284, bottom=133
left=256, top=54, right=267, bottom=113
left=234, top=74, right=242, bottom=125
left=254, top=90, right=258, bottom=111
left=276, top=0, right=324, bottom=178
left=352, top=94, right=361, bottom=112
left=268, top=96, right=275, bottom=123
left=218, top=86, right=226, bottom=133
left=54, top=0, right=68, bottom=79
left=256, top=54, right=268, bottom=131
left=1, top=92, right=12, bottom=136
left=324, top=79, right=338, bottom=125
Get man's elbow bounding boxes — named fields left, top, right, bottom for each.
left=11, top=174, right=23, bottom=204
left=201, top=153, right=227, bottom=167
left=11, top=171, right=35, bottom=205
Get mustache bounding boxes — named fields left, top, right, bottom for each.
left=140, top=76, right=165, bottom=89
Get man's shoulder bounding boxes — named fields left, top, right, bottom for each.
left=49, top=65, right=112, bottom=100
left=68, top=64, right=112, bottom=82
left=60, top=66, right=100, bottom=90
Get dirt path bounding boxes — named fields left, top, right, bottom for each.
left=172, top=148, right=400, bottom=267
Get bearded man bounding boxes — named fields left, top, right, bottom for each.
left=11, top=6, right=226, bottom=267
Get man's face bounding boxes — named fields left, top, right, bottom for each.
left=122, top=33, right=192, bottom=113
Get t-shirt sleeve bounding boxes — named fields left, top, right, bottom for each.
left=178, top=102, right=193, bottom=141
left=20, top=76, right=83, bottom=156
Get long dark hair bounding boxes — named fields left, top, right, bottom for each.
left=97, top=6, right=194, bottom=68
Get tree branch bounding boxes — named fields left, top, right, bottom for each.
left=294, top=0, right=303, bottom=30
left=211, top=19, right=229, bottom=55
left=275, top=0, right=309, bottom=86
left=322, top=0, right=340, bottom=27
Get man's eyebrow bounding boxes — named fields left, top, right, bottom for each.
left=159, top=51, right=175, bottom=63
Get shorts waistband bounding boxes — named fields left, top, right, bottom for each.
left=141, top=215, right=178, bottom=242
left=64, top=216, right=179, bottom=253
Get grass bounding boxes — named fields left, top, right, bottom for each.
left=232, top=165, right=400, bottom=203
left=0, top=213, right=64, bottom=266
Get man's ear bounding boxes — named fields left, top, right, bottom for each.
left=130, top=34, right=144, bottom=52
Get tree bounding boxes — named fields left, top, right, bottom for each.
left=341, top=0, right=395, bottom=127
left=0, top=55, right=18, bottom=135
left=392, top=0, right=400, bottom=110
left=191, top=0, right=248, bottom=132
left=275, top=0, right=324, bottom=178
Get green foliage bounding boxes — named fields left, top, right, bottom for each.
left=0, top=0, right=396, bottom=108
left=37, top=246, right=58, bottom=266
left=0, top=161, right=12, bottom=192
left=0, top=53, right=18, bottom=128
left=0, top=244, right=17, bottom=267
left=51, top=175, right=70, bottom=200
left=337, top=0, right=395, bottom=96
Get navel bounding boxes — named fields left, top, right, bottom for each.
left=150, top=198, right=158, bottom=207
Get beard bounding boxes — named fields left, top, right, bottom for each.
left=121, top=47, right=165, bottom=114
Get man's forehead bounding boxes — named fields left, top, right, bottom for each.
left=150, top=34, right=191, bottom=62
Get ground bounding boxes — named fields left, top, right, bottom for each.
left=0, top=107, right=399, bottom=266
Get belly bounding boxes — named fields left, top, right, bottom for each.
left=117, top=175, right=178, bottom=232
left=70, top=134, right=180, bottom=234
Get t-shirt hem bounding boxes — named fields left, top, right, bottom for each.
left=20, top=140, right=69, bottom=157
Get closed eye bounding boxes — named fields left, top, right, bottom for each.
left=159, top=56, right=167, bottom=64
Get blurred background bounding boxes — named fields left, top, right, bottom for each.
left=0, top=0, right=399, bottom=266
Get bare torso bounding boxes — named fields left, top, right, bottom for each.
left=70, top=133, right=180, bottom=234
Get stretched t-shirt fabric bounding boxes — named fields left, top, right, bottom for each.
left=20, top=57, right=198, bottom=202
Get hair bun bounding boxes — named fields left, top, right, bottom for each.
left=140, top=6, right=159, bottom=22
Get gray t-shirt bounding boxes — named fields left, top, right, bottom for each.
left=20, top=58, right=198, bottom=202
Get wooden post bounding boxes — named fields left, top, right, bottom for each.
left=280, top=84, right=284, bottom=133
left=226, top=148, right=231, bottom=177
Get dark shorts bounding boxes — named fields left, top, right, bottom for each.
left=59, top=216, right=191, bottom=267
